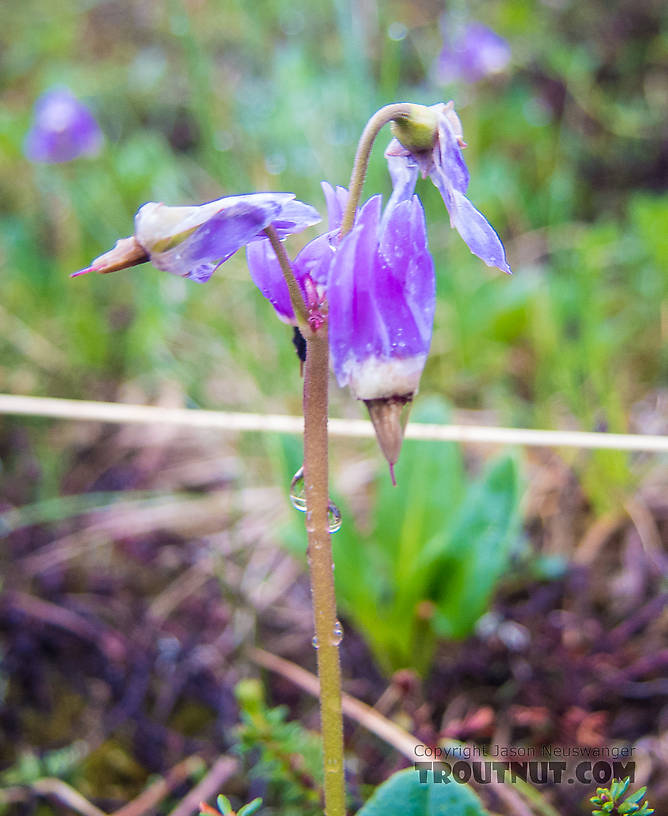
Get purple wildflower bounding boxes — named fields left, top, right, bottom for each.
left=74, top=193, right=320, bottom=282
left=247, top=183, right=434, bottom=399
left=329, top=190, right=435, bottom=479
left=327, top=195, right=434, bottom=402
left=386, top=101, right=511, bottom=275
left=24, top=87, right=104, bottom=164
left=437, top=21, right=511, bottom=84
left=247, top=183, right=435, bottom=478
left=246, top=182, right=345, bottom=324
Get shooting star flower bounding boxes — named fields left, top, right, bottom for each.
left=24, top=87, right=103, bottom=164
left=387, top=101, right=511, bottom=275
left=436, top=21, right=511, bottom=84
left=73, top=193, right=321, bottom=282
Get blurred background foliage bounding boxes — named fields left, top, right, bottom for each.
left=1, top=0, right=667, bottom=813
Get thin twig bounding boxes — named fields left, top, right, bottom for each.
left=166, top=756, right=237, bottom=816
left=1, top=394, right=666, bottom=452
left=250, top=648, right=561, bottom=816
left=251, top=648, right=419, bottom=758
left=31, top=779, right=108, bottom=816
left=111, top=755, right=204, bottom=816
left=4, top=591, right=126, bottom=661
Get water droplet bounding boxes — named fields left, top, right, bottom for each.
left=289, top=466, right=306, bottom=512
left=332, top=620, right=343, bottom=645
left=312, top=634, right=320, bottom=649
left=291, top=468, right=341, bottom=531
left=387, top=21, right=407, bottom=41
left=328, top=501, right=342, bottom=533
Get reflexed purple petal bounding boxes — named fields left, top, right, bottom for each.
left=261, top=197, right=321, bottom=239
left=377, top=197, right=435, bottom=354
left=445, top=188, right=512, bottom=274
left=293, top=231, right=334, bottom=288
left=321, top=182, right=349, bottom=230
left=329, top=194, right=435, bottom=400
left=382, top=153, right=420, bottom=232
left=386, top=153, right=419, bottom=200
left=386, top=136, right=433, bottom=179
left=246, top=240, right=296, bottom=323
left=24, top=87, right=103, bottom=164
left=436, top=115, right=469, bottom=194
left=247, top=221, right=334, bottom=321
left=328, top=196, right=383, bottom=386
left=140, top=194, right=314, bottom=282
left=149, top=198, right=282, bottom=281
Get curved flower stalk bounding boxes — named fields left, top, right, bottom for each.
left=73, top=193, right=320, bottom=282
left=387, top=101, right=511, bottom=275
left=24, top=87, right=104, bottom=164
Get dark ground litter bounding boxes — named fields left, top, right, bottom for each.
left=0, top=439, right=666, bottom=815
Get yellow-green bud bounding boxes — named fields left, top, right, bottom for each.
left=390, top=104, right=439, bottom=153
left=234, top=677, right=264, bottom=715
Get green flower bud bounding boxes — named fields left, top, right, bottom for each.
left=390, top=104, right=439, bottom=153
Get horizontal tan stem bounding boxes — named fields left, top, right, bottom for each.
left=0, top=394, right=666, bottom=452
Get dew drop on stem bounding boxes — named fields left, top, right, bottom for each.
left=289, top=466, right=306, bottom=512
left=328, top=501, right=342, bottom=533
left=291, top=467, right=342, bottom=533
left=332, top=620, right=343, bottom=645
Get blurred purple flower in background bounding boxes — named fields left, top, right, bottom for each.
left=436, top=21, right=511, bottom=84
left=24, top=87, right=104, bottom=163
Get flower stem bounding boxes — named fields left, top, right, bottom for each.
left=340, top=102, right=413, bottom=237
left=263, top=225, right=309, bottom=328
left=303, top=327, right=346, bottom=816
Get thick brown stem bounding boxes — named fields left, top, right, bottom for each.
left=303, top=328, right=346, bottom=816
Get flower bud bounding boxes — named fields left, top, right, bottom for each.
left=390, top=104, right=439, bottom=154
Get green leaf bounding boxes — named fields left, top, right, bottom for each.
left=237, top=798, right=263, bottom=816
left=430, top=455, right=522, bottom=639
left=356, top=768, right=488, bottom=816
left=624, top=787, right=647, bottom=806
left=216, top=794, right=233, bottom=814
